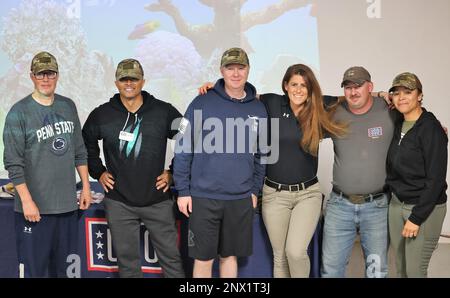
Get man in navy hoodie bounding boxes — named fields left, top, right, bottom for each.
left=174, top=48, right=267, bottom=278
left=82, top=59, right=185, bottom=278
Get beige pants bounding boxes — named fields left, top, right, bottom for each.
left=261, top=182, right=323, bottom=278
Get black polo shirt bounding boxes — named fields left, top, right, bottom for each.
left=260, top=94, right=339, bottom=185
left=260, top=93, right=316, bottom=184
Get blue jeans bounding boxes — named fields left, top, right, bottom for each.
left=321, top=191, right=389, bottom=278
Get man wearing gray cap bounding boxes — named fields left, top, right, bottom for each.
left=173, top=48, right=267, bottom=277
left=3, top=51, right=92, bottom=277
left=82, top=58, right=185, bottom=278
left=321, top=66, right=395, bottom=278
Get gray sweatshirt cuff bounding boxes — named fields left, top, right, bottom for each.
left=75, top=159, right=88, bottom=167
left=11, top=176, right=26, bottom=186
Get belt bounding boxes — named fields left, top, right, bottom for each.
left=332, top=186, right=387, bottom=204
left=264, top=177, right=318, bottom=192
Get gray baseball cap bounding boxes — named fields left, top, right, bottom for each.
left=341, top=66, right=371, bottom=87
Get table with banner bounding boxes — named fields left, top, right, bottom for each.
left=0, top=182, right=322, bottom=278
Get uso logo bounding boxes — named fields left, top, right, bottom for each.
left=84, top=218, right=162, bottom=274
left=368, top=127, right=383, bottom=139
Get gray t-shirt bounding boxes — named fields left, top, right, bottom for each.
left=3, top=94, right=87, bottom=214
left=331, top=97, right=395, bottom=194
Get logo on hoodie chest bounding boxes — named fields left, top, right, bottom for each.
left=119, top=116, right=143, bottom=158
left=248, top=115, right=259, bottom=132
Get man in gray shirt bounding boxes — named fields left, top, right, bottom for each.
left=3, top=51, right=91, bottom=277
left=321, top=66, right=395, bottom=278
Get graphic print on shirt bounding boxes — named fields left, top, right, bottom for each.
left=368, top=126, right=383, bottom=139
left=35, top=112, right=74, bottom=156
left=119, top=115, right=143, bottom=159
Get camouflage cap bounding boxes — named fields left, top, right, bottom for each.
left=220, top=47, right=249, bottom=67
left=389, top=72, right=422, bottom=93
left=115, top=58, right=144, bottom=80
left=341, top=66, right=371, bottom=87
left=30, top=51, right=58, bottom=74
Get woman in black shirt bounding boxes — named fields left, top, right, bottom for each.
left=259, top=64, right=346, bottom=277
left=386, top=72, right=447, bottom=277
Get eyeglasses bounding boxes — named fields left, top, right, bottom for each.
left=33, top=71, right=57, bottom=80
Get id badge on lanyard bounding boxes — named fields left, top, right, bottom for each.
left=119, top=131, right=135, bottom=142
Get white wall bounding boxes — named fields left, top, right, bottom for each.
left=315, top=0, right=450, bottom=237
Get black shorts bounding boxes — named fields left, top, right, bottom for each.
left=188, top=197, right=254, bottom=260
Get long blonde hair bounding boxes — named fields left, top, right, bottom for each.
left=282, top=64, right=347, bottom=156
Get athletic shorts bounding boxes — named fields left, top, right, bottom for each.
left=14, top=211, right=78, bottom=277
left=188, top=196, right=254, bottom=260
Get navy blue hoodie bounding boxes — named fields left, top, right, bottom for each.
left=173, top=79, right=267, bottom=200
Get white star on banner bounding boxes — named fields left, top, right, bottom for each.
left=97, top=252, right=104, bottom=260
left=96, top=241, right=104, bottom=249
left=95, top=230, right=103, bottom=238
